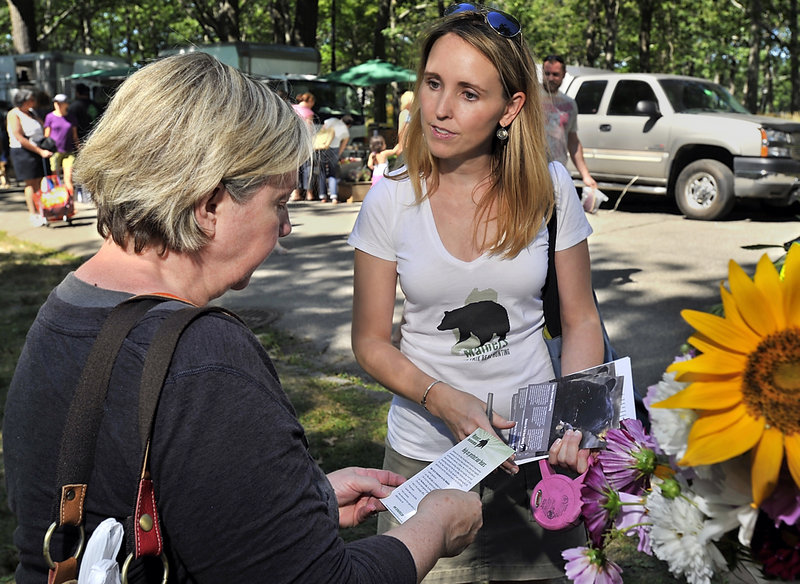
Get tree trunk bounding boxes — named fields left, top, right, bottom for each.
left=181, top=0, right=241, bottom=42
left=603, top=0, right=620, bottom=70
left=293, top=0, right=318, bottom=47
left=270, top=0, right=293, bottom=44
left=584, top=0, right=601, bottom=67
left=216, top=0, right=241, bottom=41
left=8, top=0, right=36, bottom=53
left=790, top=0, right=799, bottom=113
left=638, top=0, right=655, bottom=72
left=371, top=0, right=391, bottom=124
left=759, top=53, right=773, bottom=113
left=744, top=0, right=760, bottom=113
left=330, top=0, right=336, bottom=71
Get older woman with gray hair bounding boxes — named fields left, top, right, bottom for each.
left=3, top=52, right=481, bottom=584
left=6, top=88, right=54, bottom=225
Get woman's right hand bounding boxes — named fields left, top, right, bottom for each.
left=39, top=148, right=53, bottom=159
left=425, top=382, right=518, bottom=474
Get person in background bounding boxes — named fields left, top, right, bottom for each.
left=317, top=114, right=354, bottom=204
left=67, top=82, right=99, bottom=143
left=367, top=134, right=396, bottom=186
left=3, top=52, right=482, bottom=584
left=396, top=91, right=415, bottom=155
left=541, top=54, right=597, bottom=190
left=6, top=88, right=53, bottom=226
left=290, top=92, right=317, bottom=202
left=43, top=93, right=79, bottom=194
left=0, top=101, right=9, bottom=188
left=349, top=7, right=603, bottom=582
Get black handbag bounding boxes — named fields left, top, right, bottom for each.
left=38, top=136, right=58, bottom=152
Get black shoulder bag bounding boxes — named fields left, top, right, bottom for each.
left=44, top=295, right=241, bottom=584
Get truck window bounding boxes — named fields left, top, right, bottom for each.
left=607, top=80, right=657, bottom=115
left=659, top=79, right=750, bottom=114
left=574, top=80, right=606, bottom=114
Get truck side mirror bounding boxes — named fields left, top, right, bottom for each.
left=635, top=100, right=660, bottom=118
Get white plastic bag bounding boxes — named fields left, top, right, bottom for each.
left=581, top=187, right=609, bottom=214
left=78, top=517, right=125, bottom=584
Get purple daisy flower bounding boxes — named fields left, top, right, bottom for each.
left=562, top=546, right=623, bottom=584
left=582, top=462, right=621, bottom=546
left=762, top=482, right=800, bottom=527
left=614, top=491, right=651, bottom=554
left=598, top=418, right=658, bottom=495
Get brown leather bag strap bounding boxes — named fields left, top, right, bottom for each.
left=51, top=297, right=165, bottom=527
left=127, top=305, right=242, bottom=559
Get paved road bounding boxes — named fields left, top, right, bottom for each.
left=1, top=185, right=797, bottom=390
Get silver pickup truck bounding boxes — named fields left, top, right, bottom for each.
left=562, top=72, right=800, bottom=220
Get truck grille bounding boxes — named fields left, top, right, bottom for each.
left=792, top=132, right=800, bottom=160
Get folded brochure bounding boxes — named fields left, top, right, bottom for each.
left=381, top=428, right=514, bottom=524
left=508, top=356, right=635, bottom=464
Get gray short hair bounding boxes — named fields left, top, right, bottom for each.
left=12, top=88, right=35, bottom=108
left=74, top=52, right=313, bottom=253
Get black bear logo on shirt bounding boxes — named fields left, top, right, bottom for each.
left=437, top=300, right=510, bottom=346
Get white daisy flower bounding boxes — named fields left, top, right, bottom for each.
left=645, top=371, right=696, bottom=459
left=692, top=457, right=759, bottom=547
left=646, top=486, right=727, bottom=584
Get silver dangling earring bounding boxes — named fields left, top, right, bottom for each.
left=496, top=125, right=509, bottom=142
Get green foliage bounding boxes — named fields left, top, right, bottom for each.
left=1, top=0, right=797, bottom=112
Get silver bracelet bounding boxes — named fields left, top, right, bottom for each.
left=421, top=380, right=443, bottom=411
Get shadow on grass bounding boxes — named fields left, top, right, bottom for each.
left=0, top=235, right=82, bottom=580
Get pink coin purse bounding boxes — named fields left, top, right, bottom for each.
left=530, top=459, right=589, bottom=530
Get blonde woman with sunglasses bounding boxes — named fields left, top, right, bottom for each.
left=350, top=6, right=604, bottom=582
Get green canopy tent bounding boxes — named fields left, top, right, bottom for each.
left=319, top=59, right=416, bottom=87
left=67, top=66, right=139, bottom=81
left=320, top=59, right=415, bottom=121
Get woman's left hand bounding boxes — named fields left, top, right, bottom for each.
left=548, top=429, right=592, bottom=474
left=327, top=467, right=407, bottom=527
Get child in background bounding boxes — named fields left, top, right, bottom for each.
left=367, top=134, right=397, bottom=185
left=43, top=94, right=79, bottom=194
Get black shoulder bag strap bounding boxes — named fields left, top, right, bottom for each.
left=542, top=211, right=561, bottom=339
left=540, top=208, right=650, bottom=426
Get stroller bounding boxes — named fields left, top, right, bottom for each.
left=32, top=161, right=75, bottom=225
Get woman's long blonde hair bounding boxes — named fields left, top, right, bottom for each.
left=400, top=11, right=553, bottom=258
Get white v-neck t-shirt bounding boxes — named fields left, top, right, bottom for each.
left=348, top=162, right=592, bottom=461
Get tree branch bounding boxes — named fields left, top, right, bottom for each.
left=37, top=4, right=78, bottom=44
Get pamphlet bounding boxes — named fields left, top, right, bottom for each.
left=381, top=428, right=514, bottom=524
left=508, top=357, right=636, bottom=465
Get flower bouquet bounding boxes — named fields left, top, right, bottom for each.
left=562, top=243, right=800, bottom=584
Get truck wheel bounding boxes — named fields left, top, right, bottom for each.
left=674, top=160, right=735, bottom=220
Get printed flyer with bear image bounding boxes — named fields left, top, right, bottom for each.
left=381, top=428, right=514, bottom=524
left=508, top=356, right=635, bottom=464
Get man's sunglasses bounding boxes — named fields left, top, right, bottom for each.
left=444, top=3, right=522, bottom=38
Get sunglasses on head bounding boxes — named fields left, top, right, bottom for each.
left=444, top=3, right=522, bottom=38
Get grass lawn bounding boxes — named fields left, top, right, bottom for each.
left=0, top=230, right=391, bottom=581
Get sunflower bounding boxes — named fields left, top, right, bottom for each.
left=652, top=244, right=800, bottom=506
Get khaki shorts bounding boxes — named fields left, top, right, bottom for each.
left=378, top=441, right=582, bottom=583
left=50, top=152, right=75, bottom=174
